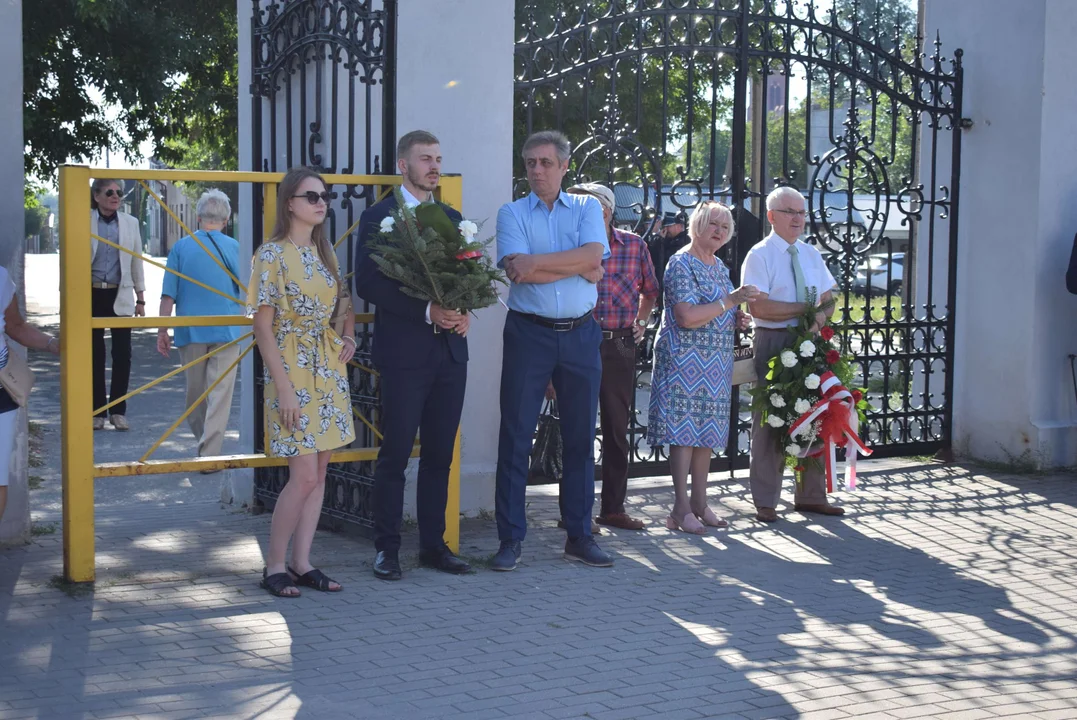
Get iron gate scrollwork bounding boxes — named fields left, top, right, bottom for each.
left=514, top=0, right=963, bottom=478
left=250, top=0, right=397, bottom=528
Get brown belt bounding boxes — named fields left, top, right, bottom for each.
left=601, top=327, right=635, bottom=340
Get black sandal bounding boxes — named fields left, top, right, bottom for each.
left=261, top=568, right=301, bottom=598
left=287, top=565, right=343, bottom=592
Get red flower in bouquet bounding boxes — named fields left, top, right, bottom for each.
left=820, top=326, right=835, bottom=341
left=825, top=349, right=840, bottom=365
left=852, top=389, right=863, bottom=403
left=455, top=249, right=483, bottom=260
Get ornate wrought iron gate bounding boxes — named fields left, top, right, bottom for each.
left=514, top=0, right=963, bottom=477
left=249, top=0, right=397, bottom=526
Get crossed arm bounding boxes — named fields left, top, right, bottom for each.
left=502, top=243, right=604, bottom=285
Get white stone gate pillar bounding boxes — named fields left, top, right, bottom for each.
left=926, top=0, right=1077, bottom=467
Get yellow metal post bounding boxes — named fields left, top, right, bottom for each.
left=437, top=175, right=464, bottom=553
left=59, top=166, right=96, bottom=583
left=263, top=183, right=277, bottom=241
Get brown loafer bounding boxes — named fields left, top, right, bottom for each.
left=755, top=507, right=779, bottom=523
left=595, top=513, right=646, bottom=531
left=557, top=518, right=602, bottom=534
left=794, top=503, right=845, bottom=516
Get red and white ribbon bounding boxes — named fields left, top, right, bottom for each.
left=787, top=371, right=871, bottom=492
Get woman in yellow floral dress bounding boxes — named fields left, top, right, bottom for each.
left=249, top=167, right=355, bottom=598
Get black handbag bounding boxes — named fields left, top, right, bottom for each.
left=527, top=399, right=563, bottom=486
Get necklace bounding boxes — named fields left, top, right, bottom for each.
left=287, top=236, right=313, bottom=252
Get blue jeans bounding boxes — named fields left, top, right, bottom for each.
left=495, top=312, right=602, bottom=541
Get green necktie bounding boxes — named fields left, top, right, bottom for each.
left=788, top=244, right=807, bottom=303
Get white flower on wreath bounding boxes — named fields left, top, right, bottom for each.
left=770, top=394, right=786, bottom=408
left=458, top=220, right=479, bottom=239
left=780, top=350, right=798, bottom=368
left=767, top=415, right=785, bottom=428
left=799, top=340, right=816, bottom=357
left=786, top=442, right=802, bottom=456
left=794, top=398, right=812, bottom=414
left=380, top=216, right=395, bottom=233
left=804, top=373, right=821, bottom=390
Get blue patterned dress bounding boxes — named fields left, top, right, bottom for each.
left=647, top=251, right=735, bottom=449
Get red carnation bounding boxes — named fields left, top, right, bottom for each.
left=455, top=249, right=483, bottom=260
left=820, top=326, right=834, bottom=341
left=852, top=389, right=863, bottom=403
left=825, top=350, right=840, bottom=365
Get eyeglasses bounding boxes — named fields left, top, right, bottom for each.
left=101, top=189, right=124, bottom=198
left=773, top=208, right=807, bottom=218
left=293, top=191, right=332, bottom=205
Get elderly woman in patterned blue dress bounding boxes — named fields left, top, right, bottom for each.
left=647, top=202, right=759, bottom=534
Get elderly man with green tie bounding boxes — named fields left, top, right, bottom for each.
left=740, top=186, right=845, bottom=523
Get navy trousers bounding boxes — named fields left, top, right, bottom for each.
left=373, top=339, right=467, bottom=553
left=496, top=311, right=602, bottom=541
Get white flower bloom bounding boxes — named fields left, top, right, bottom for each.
left=799, top=340, right=816, bottom=357
left=458, top=220, right=479, bottom=239
left=804, top=373, right=821, bottom=390
left=380, top=216, right=395, bottom=232
left=770, top=394, right=786, bottom=408
left=780, top=350, right=798, bottom=368
left=794, top=398, right=812, bottom=414
left=767, top=414, right=785, bottom=428
left=786, top=443, right=802, bottom=456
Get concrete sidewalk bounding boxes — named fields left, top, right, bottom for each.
left=3, top=254, right=1077, bottom=719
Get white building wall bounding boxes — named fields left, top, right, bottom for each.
left=0, top=0, right=27, bottom=545
left=925, top=0, right=1077, bottom=466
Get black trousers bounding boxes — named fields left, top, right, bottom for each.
left=372, top=338, right=467, bottom=553
left=598, top=333, right=637, bottom=516
left=92, top=287, right=132, bottom=417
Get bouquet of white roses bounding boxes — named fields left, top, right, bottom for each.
left=748, top=290, right=870, bottom=490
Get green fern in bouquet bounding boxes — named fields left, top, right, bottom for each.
left=366, top=187, right=506, bottom=312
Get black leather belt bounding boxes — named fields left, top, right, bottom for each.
left=512, top=310, right=592, bottom=332
left=601, top=327, right=634, bottom=340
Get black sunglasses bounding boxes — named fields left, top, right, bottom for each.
left=101, top=189, right=123, bottom=198
left=293, top=191, right=332, bottom=205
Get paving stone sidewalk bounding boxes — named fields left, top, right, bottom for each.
left=3, top=256, right=1077, bottom=719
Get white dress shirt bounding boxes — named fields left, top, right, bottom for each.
left=399, top=185, right=435, bottom=324
left=741, top=232, right=837, bottom=329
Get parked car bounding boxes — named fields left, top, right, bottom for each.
left=854, top=252, right=904, bottom=295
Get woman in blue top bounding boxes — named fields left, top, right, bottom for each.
left=647, top=202, right=758, bottom=534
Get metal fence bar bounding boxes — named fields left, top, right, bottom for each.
left=59, top=165, right=95, bottom=583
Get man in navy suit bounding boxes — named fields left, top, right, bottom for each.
left=354, top=130, right=471, bottom=580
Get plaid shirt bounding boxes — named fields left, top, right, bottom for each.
left=595, top=228, right=660, bottom=330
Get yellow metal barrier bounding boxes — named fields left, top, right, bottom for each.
left=59, top=166, right=465, bottom=582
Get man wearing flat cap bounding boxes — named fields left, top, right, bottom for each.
left=567, top=182, right=659, bottom=530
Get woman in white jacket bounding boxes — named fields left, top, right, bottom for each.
left=89, top=179, right=146, bottom=431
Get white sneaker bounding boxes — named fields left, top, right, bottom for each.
left=93, top=417, right=105, bottom=431
left=109, top=414, right=129, bottom=431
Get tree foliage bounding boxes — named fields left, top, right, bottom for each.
left=23, top=0, right=239, bottom=197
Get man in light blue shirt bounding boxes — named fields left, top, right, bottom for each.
left=157, top=190, right=245, bottom=467
left=491, top=130, right=613, bottom=571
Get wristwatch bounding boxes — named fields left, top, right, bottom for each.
left=634, top=318, right=647, bottom=329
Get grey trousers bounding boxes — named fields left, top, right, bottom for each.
left=749, top=327, right=828, bottom=509
left=178, top=343, right=240, bottom=457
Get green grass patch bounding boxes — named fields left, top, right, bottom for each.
left=48, top=575, right=94, bottom=598
left=31, top=522, right=56, bottom=536
left=836, top=292, right=904, bottom=323
left=27, top=475, right=44, bottom=490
